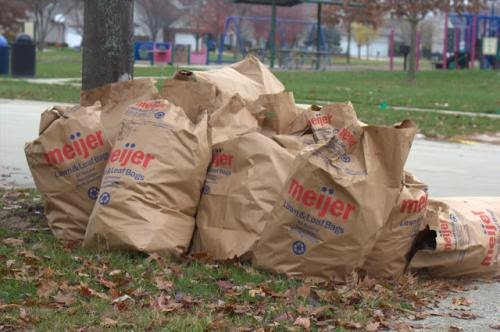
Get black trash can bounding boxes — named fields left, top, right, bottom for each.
left=0, top=35, right=9, bottom=75
left=11, top=33, right=36, bottom=77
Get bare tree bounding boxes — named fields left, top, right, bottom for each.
left=135, top=0, right=180, bottom=41
left=22, top=0, right=76, bottom=50
left=82, top=0, right=134, bottom=90
left=385, top=0, right=484, bottom=82
left=65, top=0, right=84, bottom=36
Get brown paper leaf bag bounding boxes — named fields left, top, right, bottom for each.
left=252, top=118, right=417, bottom=282
left=363, top=172, right=428, bottom=278
left=80, top=78, right=160, bottom=144
left=84, top=100, right=210, bottom=255
left=161, top=71, right=222, bottom=123
left=193, top=56, right=284, bottom=104
left=208, top=94, right=259, bottom=145
left=305, top=102, right=358, bottom=143
left=25, top=105, right=112, bottom=240
left=191, top=132, right=294, bottom=260
left=410, top=197, right=499, bottom=278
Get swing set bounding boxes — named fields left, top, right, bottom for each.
left=210, top=15, right=329, bottom=69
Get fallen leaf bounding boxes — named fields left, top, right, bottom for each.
left=2, top=238, right=24, bottom=246
left=216, top=280, right=234, bottom=290
left=37, top=280, right=58, bottom=298
left=452, top=297, right=473, bottom=306
left=109, top=269, right=122, bottom=276
left=340, top=321, right=363, bottom=330
left=6, top=260, right=15, bottom=268
left=358, top=275, right=377, bottom=290
left=154, top=277, right=173, bottom=291
left=273, top=312, right=291, bottom=322
left=99, top=278, right=117, bottom=289
left=448, top=325, right=464, bottom=331
left=294, top=317, right=311, bottom=329
left=20, top=249, right=40, bottom=261
left=297, top=284, right=311, bottom=298
left=53, top=292, right=76, bottom=306
left=111, top=295, right=134, bottom=304
left=145, top=253, right=165, bottom=267
left=365, top=322, right=380, bottom=331
left=248, top=288, right=265, bottom=297
left=78, top=284, right=109, bottom=300
left=449, top=311, right=478, bottom=320
left=489, top=324, right=500, bottom=329
left=101, top=317, right=118, bottom=327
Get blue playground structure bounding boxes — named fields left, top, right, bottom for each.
left=212, top=15, right=329, bottom=68
left=443, top=12, right=500, bottom=70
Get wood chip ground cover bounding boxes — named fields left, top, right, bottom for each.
left=0, top=189, right=486, bottom=331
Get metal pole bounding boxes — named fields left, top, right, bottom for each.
left=389, top=30, right=394, bottom=70
left=443, top=12, right=449, bottom=69
left=270, top=0, right=277, bottom=68
left=316, top=3, right=322, bottom=70
left=455, top=28, right=459, bottom=69
left=470, top=15, right=477, bottom=69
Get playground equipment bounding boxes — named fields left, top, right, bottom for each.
left=442, top=12, right=500, bottom=70
left=134, top=41, right=207, bottom=65
left=388, top=30, right=422, bottom=71
left=213, top=15, right=329, bottom=69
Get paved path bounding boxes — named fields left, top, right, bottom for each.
left=2, top=98, right=499, bottom=195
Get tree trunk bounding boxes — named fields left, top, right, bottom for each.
left=357, top=43, right=361, bottom=59
left=82, top=0, right=134, bottom=90
left=149, top=26, right=159, bottom=42
left=408, top=18, right=419, bottom=82
left=366, top=44, right=369, bottom=60
left=346, top=22, right=351, bottom=64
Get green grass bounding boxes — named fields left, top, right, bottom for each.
left=276, top=70, right=500, bottom=114
left=1, top=47, right=499, bottom=137
left=0, top=188, right=466, bottom=331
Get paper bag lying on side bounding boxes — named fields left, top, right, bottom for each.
left=253, top=118, right=417, bottom=282
left=410, top=197, right=499, bottom=278
left=191, top=132, right=294, bottom=260
left=80, top=78, right=160, bottom=144
left=25, top=105, right=111, bottom=240
left=363, top=172, right=428, bottom=278
left=84, top=100, right=210, bottom=255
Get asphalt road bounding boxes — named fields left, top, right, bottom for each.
left=1, top=98, right=499, bottom=196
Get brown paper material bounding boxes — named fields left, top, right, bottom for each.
left=80, top=79, right=160, bottom=144
left=161, top=74, right=222, bottom=123
left=250, top=92, right=305, bottom=136
left=305, top=102, right=358, bottom=143
left=252, top=117, right=417, bottom=282
left=230, top=55, right=284, bottom=93
left=272, top=134, right=315, bottom=156
left=208, top=94, right=260, bottom=145
left=25, top=105, right=112, bottom=240
left=410, top=197, right=499, bottom=278
left=363, top=172, right=428, bottom=278
left=193, top=56, right=284, bottom=104
left=191, top=132, right=294, bottom=260
left=84, top=100, right=210, bottom=255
